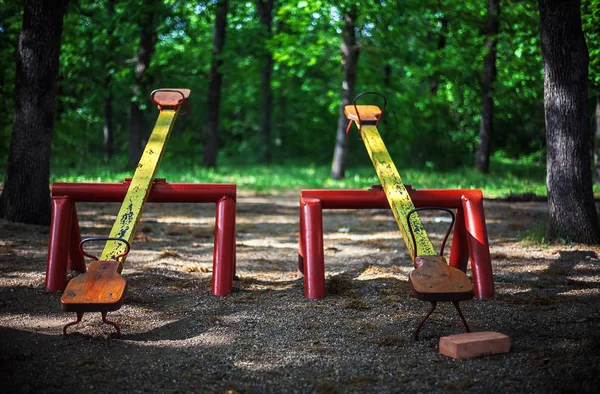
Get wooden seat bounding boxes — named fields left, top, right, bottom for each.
left=344, top=105, right=382, bottom=124
left=409, top=256, right=474, bottom=302
left=61, top=260, right=127, bottom=313
left=151, top=88, right=191, bottom=107
left=409, top=255, right=473, bottom=340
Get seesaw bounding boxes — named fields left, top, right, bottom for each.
left=59, top=88, right=191, bottom=336
left=299, top=92, right=494, bottom=339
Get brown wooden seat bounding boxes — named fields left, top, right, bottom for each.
left=61, top=259, right=127, bottom=337
left=405, top=207, right=474, bottom=339
left=61, top=260, right=127, bottom=313
left=151, top=88, right=191, bottom=108
left=409, top=256, right=474, bottom=302
left=409, top=255, right=473, bottom=340
left=343, top=104, right=382, bottom=124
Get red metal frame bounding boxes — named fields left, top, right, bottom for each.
left=45, top=179, right=236, bottom=296
left=298, top=186, right=494, bottom=300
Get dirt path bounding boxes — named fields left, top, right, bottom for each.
left=1, top=195, right=600, bottom=393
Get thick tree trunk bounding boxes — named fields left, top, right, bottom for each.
left=0, top=0, right=69, bottom=225
left=127, top=5, right=157, bottom=169
left=203, top=0, right=228, bottom=168
left=476, top=0, right=499, bottom=173
left=331, top=11, right=360, bottom=180
left=539, top=0, right=600, bottom=244
left=256, top=0, right=275, bottom=164
left=103, top=0, right=116, bottom=161
left=594, top=93, right=600, bottom=184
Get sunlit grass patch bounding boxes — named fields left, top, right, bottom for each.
left=44, top=156, right=552, bottom=198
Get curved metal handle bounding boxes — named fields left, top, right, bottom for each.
left=79, top=237, right=131, bottom=262
left=406, top=207, right=455, bottom=257
left=352, top=91, right=387, bottom=127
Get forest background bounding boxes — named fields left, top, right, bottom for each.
left=0, top=0, right=599, bottom=193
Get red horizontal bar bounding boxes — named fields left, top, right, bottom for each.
left=301, top=187, right=483, bottom=209
left=52, top=181, right=236, bottom=203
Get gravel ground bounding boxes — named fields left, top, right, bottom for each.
left=1, top=193, right=600, bottom=393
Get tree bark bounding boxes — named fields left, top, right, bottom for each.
left=539, top=0, right=600, bottom=244
left=203, top=0, right=228, bottom=168
left=430, top=14, right=448, bottom=95
left=127, top=4, right=157, bottom=169
left=256, top=0, right=275, bottom=164
left=331, top=10, right=360, bottom=180
left=594, top=93, right=600, bottom=184
left=476, top=0, right=499, bottom=173
left=0, top=0, right=69, bottom=225
left=103, top=0, right=116, bottom=161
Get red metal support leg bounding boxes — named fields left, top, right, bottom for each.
left=301, top=197, right=325, bottom=300
left=212, top=196, right=236, bottom=296
left=448, top=208, right=469, bottom=272
left=461, top=195, right=494, bottom=299
left=67, top=204, right=86, bottom=273
left=298, top=202, right=306, bottom=275
left=46, top=196, right=74, bottom=292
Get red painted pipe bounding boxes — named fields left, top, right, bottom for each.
left=52, top=181, right=236, bottom=202
left=448, top=208, right=469, bottom=272
left=212, top=196, right=236, bottom=296
left=301, top=188, right=483, bottom=209
left=298, top=203, right=305, bottom=275
left=301, top=198, right=325, bottom=300
left=46, top=197, right=73, bottom=292
left=462, top=195, right=495, bottom=299
left=67, top=204, right=86, bottom=273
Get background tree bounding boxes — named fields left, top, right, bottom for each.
left=331, top=5, right=360, bottom=180
left=476, top=0, right=500, bottom=173
left=203, top=0, right=228, bottom=168
left=0, top=0, right=69, bottom=225
left=128, top=0, right=159, bottom=168
left=256, top=0, right=276, bottom=164
left=538, top=0, right=600, bottom=244
left=103, top=0, right=117, bottom=161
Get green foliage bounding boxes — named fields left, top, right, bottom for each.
left=583, top=0, right=600, bottom=89
left=1, top=0, right=598, bottom=178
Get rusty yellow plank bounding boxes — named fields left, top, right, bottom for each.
left=100, top=109, right=179, bottom=267
left=359, top=125, right=436, bottom=259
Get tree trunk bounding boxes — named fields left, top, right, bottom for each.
left=430, top=14, right=448, bottom=95
left=104, top=77, right=114, bottom=161
left=331, top=10, right=360, bottom=180
left=476, top=0, right=499, bottom=173
left=203, top=0, right=228, bottom=168
left=539, top=0, right=600, bottom=244
left=103, top=0, right=116, bottom=161
left=127, top=4, right=157, bottom=169
left=256, top=0, right=275, bottom=164
left=594, top=93, right=600, bottom=184
left=0, top=0, right=69, bottom=225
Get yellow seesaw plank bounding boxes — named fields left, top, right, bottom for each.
left=345, top=104, right=436, bottom=259
left=100, top=109, right=179, bottom=268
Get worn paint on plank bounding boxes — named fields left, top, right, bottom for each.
left=100, top=109, right=179, bottom=267
left=358, top=125, right=436, bottom=259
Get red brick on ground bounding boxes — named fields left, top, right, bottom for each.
left=439, top=331, right=510, bottom=359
